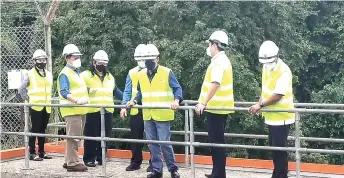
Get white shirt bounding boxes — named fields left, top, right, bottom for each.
left=264, top=59, right=291, bottom=95
left=209, top=51, right=230, bottom=85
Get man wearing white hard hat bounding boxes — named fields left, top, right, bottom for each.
left=249, top=40, right=294, bottom=178
left=80, top=50, right=123, bottom=167
left=127, top=44, right=182, bottom=178
left=18, top=49, right=53, bottom=161
left=120, top=44, right=153, bottom=172
left=195, top=30, right=234, bottom=178
left=58, top=44, right=88, bottom=172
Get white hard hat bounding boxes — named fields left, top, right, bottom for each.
left=134, top=44, right=147, bottom=61
left=142, top=44, right=159, bottom=60
left=258, top=40, right=279, bottom=64
left=32, top=49, right=47, bottom=59
left=93, top=50, right=109, bottom=63
left=207, top=30, right=229, bottom=47
left=62, top=44, right=82, bottom=56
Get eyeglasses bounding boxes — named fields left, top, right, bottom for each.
left=35, top=59, right=47, bottom=63
left=95, top=61, right=108, bottom=66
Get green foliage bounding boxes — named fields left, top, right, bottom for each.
left=3, top=1, right=344, bottom=165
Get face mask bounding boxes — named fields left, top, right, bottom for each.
left=137, top=60, right=146, bottom=68
left=95, top=65, right=106, bottom=73
left=206, top=47, right=212, bottom=57
left=145, top=60, right=156, bottom=70
left=264, top=62, right=277, bottom=71
left=72, top=59, right=81, bottom=68
left=36, top=63, right=46, bottom=69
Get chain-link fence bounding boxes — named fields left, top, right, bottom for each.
left=1, top=6, right=47, bottom=149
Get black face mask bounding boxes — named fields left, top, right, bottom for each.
left=145, top=60, right=156, bottom=70
left=36, top=63, right=46, bottom=69
left=95, top=64, right=107, bottom=73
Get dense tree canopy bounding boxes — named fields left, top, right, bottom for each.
left=2, top=1, right=343, bottom=164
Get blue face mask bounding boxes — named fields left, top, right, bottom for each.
left=145, top=60, right=156, bottom=70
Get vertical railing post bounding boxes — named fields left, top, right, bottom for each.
left=23, top=102, right=30, bottom=169
left=54, top=104, right=59, bottom=145
left=100, top=107, right=106, bottom=177
left=184, top=103, right=189, bottom=167
left=189, top=108, right=195, bottom=178
left=295, top=112, right=301, bottom=178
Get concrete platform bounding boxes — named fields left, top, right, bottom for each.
left=0, top=154, right=342, bottom=178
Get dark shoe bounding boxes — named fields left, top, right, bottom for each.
left=29, top=154, right=43, bottom=161
left=205, top=173, right=212, bottom=178
left=147, top=171, right=162, bottom=178
left=85, top=162, right=96, bottom=167
left=146, top=165, right=153, bottom=172
left=171, top=171, right=180, bottom=178
left=63, top=163, right=67, bottom=169
left=66, top=163, right=88, bottom=172
left=39, top=152, right=52, bottom=159
left=126, top=164, right=141, bottom=171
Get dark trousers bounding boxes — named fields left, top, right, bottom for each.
left=206, top=112, right=227, bottom=178
left=29, top=107, right=50, bottom=154
left=268, top=124, right=290, bottom=178
left=83, top=112, right=112, bottom=164
left=130, top=112, right=152, bottom=166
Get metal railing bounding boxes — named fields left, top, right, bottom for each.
left=1, top=102, right=344, bottom=178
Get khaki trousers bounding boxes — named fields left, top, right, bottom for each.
left=64, top=115, right=84, bottom=166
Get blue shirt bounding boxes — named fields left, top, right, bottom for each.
left=134, top=66, right=183, bottom=103
left=59, top=66, right=123, bottom=100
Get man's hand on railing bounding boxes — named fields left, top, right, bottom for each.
left=76, top=98, right=88, bottom=105
left=248, top=103, right=261, bottom=115
left=120, top=108, right=127, bottom=120
left=126, top=100, right=136, bottom=108
left=170, top=100, right=179, bottom=110
left=195, top=103, right=206, bottom=116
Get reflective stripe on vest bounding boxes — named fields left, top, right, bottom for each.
left=261, top=60, right=295, bottom=125
left=57, top=67, right=89, bottom=118
left=129, top=67, right=140, bottom=115
left=27, top=68, right=52, bottom=113
left=139, top=66, right=174, bottom=121
left=199, top=53, right=234, bottom=114
left=80, top=70, right=115, bottom=113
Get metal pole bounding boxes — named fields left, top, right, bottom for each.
left=295, top=112, right=301, bottom=178
left=23, top=103, right=30, bottom=169
left=45, top=25, right=52, bottom=73
left=54, top=106, right=59, bottom=145
left=184, top=103, right=189, bottom=167
left=100, top=107, right=106, bottom=177
left=189, top=109, right=195, bottom=178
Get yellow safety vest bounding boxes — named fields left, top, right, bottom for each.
left=261, top=59, right=295, bottom=125
left=57, top=67, right=89, bottom=118
left=138, top=66, right=175, bottom=121
left=128, top=67, right=140, bottom=115
left=27, top=68, right=52, bottom=113
left=199, top=52, right=234, bottom=114
left=80, top=70, right=115, bottom=113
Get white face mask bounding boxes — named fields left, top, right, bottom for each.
left=264, top=62, right=277, bottom=71
left=72, top=59, right=81, bottom=68
left=206, top=47, right=212, bottom=57
left=137, top=60, right=146, bottom=68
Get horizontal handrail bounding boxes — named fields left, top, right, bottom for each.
left=45, top=125, right=344, bottom=143
left=47, top=97, right=344, bottom=108
left=2, top=131, right=344, bottom=155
